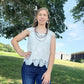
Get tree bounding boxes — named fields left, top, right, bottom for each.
left=0, top=43, right=3, bottom=50
left=71, top=0, right=84, bottom=23
left=0, top=0, right=67, bottom=39
left=0, top=42, right=16, bottom=52
left=5, top=44, right=13, bottom=52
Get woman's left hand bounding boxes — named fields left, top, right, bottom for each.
left=41, top=70, right=51, bottom=84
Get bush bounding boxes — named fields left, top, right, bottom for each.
left=3, top=48, right=8, bottom=52
left=75, top=59, right=84, bottom=63
left=0, top=43, right=17, bottom=53
left=11, top=49, right=16, bottom=53
left=70, top=59, right=73, bottom=61
left=80, top=59, right=84, bottom=63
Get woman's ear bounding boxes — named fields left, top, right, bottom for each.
left=48, top=18, right=49, bottom=21
left=47, top=19, right=49, bottom=22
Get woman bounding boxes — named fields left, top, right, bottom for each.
left=11, top=7, right=56, bottom=84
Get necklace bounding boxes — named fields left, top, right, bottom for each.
left=34, top=27, right=48, bottom=41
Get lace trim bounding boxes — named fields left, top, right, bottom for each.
left=24, top=59, right=48, bottom=68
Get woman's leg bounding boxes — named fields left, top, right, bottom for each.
left=36, top=65, right=51, bottom=84
left=21, top=62, right=36, bottom=84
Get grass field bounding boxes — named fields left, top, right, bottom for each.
left=0, top=51, right=84, bottom=84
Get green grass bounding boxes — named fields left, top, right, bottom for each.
left=0, top=51, right=84, bottom=84
left=54, top=59, right=84, bottom=69
left=0, top=51, right=22, bottom=58
left=52, top=64, right=84, bottom=84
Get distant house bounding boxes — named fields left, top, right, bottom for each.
left=71, top=51, right=84, bottom=61
left=55, top=52, right=71, bottom=60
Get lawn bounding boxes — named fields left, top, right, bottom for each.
left=0, top=51, right=84, bottom=84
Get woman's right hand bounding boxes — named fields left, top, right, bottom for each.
left=20, top=51, right=32, bottom=60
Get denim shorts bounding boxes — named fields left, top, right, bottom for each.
left=21, top=62, right=51, bottom=84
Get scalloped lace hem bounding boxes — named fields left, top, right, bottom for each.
left=23, top=59, right=48, bottom=68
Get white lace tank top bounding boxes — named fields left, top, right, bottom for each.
left=24, top=27, right=55, bottom=68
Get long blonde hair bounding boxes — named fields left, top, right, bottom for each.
left=33, top=7, right=50, bottom=29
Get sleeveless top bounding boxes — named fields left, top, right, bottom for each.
left=23, top=27, right=55, bottom=68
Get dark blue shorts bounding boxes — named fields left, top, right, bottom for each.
left=21, top=62, right=51, bottom=84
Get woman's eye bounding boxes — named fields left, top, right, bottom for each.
left=38, top=14, right=47, bottom=17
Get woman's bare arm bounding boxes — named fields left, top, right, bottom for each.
left=47, top=35, right=56, bottom=74
left=11, top=29, right=31, bottom=57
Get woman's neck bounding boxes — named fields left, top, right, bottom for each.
left=37, top=24, right=46, bottom=30
left=35, top=24, right=47, bottom=34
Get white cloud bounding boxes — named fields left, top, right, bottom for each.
left=69, top=32, right=77, bottom=37
left=65, top=23, right=84, bottom=41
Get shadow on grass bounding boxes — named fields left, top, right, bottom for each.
left=0, top=56, right=84, bottom=84
left=0, top=56, right=23, bottom=80
left=51, top=64, right=84, bottom=84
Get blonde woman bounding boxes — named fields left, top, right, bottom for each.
left=11, top=7, right=56, bottom=84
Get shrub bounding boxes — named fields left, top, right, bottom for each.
left=75, top=59, right=84, bottom=63
left=80, top=59, right=84, bottom=63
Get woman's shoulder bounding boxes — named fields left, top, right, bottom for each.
left=26, top=26, right=35, bottom=32
left=48, top=29, right=55, bottom=37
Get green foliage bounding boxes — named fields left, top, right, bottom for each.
left=0, top=0, right=67, bottom=39
left=0, top=42, right=16, bottom=52
left=75, top=59, right=84, bottom=63
left=71, top=0, right=84, bottom=23
left=80, top=59, right=84, bottom=63
left=0, top=44, right=3, bottom=50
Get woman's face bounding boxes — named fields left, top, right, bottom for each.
left=36, top=10, right=49, bottom=25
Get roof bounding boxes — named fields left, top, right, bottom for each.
left=71, top=51, right=84, bottom=55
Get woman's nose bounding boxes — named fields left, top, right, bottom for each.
left=41, top=15, right=44, bottom=18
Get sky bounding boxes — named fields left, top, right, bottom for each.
left=56, top=0, right=84, bottom=54
left=0, top=0, right=84, bottom=54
